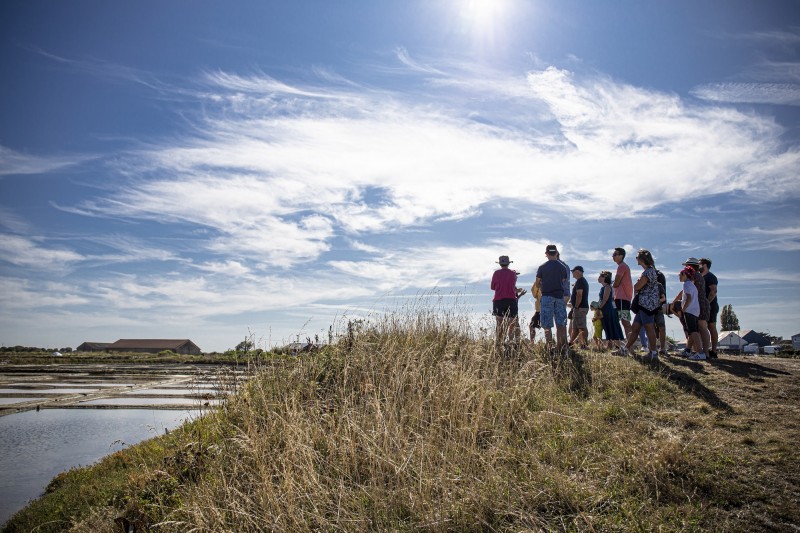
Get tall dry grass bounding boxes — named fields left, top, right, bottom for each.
left=91, top=300, right=710, bottom=532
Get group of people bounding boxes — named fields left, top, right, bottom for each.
left=490, top=245, right=719, bottom=361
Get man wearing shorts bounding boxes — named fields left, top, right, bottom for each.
left=612, top=247, right=633, bottom=340
left=654, top=268, right=668, bottom=355
left=569, top=266, right=589, bottom=348
left=700, top=258, right=719, bottom=359
left=491, top=255, right=520, bottom=347
left=536, top=244, right=568, bottom=354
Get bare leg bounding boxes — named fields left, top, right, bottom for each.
left=544, top=328, right=554, bottom=348
left=556, top=325, right=567, bottom=354
left=510, top=317, right=520, bottom=344
left=698, top=320, right=711, bottom=354
left=621, top=317, right=632, bottom=340
left=709, top=321, right=718, bottom=351
left=644, top=323, right=657, bottom=352
left=690, top=331, right=703, bottom=354
left=625, top=322, right=642, bottom=351
left=495, top=316, right=505, bottom=349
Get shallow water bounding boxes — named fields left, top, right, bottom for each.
left=0, top=408, right=199, bottom=525
left=0, top=397, right=48, bottom=405
left=126, top=387, right=221, bottom=395
left=0, top=388, right=100, bottom=394
left=78, top=397, right=221, bottom=406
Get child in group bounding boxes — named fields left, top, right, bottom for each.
left=679, top=266, right=706, bottom=361
left=597, top=270, right=625, bottom=350
left=590, top=301, right=604, bottom=350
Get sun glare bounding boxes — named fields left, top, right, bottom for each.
left=463, top=0, right=506, bottom=23
left=457, top=0, right=514, bottom=50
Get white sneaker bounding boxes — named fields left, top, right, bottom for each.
left=681, top=348, right=692, bottom=357
left=688, top=352, right=707, bottom=361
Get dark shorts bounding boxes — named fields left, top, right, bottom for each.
left=633, top=309, right=656, bottom=326
left=708, top=301, right=719, bottom=323
left=614, top=298, right=631, bottom=322
left=572, top=307, right=589, bottom=329
left=614, top=298, right=631, bottom=311
left=493, top=298, right=518, bottom=318
left=654, top=309, right=665, bottom=328
left=684, top=313, right=699, bottom=334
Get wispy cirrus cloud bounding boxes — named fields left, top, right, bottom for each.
left=691, top=82, right=800, bottom=106
left=63, top=56, right=800, bottom=271
left=692, top=28, right=800, bottom=102
left=738, top=225, right=800, bottom=252
left=0, top=145, right=89, bottom=177
left=0, top=233, right=83, bottom=269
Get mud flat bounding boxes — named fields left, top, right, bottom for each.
left=0, top=361, right=249, bottom=525
left=0, top=362, right=245, bottom=416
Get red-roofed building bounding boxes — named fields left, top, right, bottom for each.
left=107, top=339, right=202, bottom=355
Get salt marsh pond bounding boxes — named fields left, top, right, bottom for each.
left=0, top=362, right=244, bottom=525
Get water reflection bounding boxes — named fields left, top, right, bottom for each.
left=0, top=409, right=199, bottom=525
left=0, top=388, right=100, bottom=394
left=78, top=397, right=221, bottom=406
left=126, top=388, right=221, bottom=395
left=0, top=397, right=48, bottom=405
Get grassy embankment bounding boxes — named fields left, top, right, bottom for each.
left=4, top=306, right=799, bottom=531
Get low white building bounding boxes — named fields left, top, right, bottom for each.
left=792, top=333, right=800, bottom=350
left=718, top=331, right=747, bottom=352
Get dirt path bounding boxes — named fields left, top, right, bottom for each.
left=662, top=354, right=800, bottom=530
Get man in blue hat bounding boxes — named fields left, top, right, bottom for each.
left=536, top=245, right=569, bottom=354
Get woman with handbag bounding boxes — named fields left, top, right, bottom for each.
left=616, top=249, right=660, bottom=359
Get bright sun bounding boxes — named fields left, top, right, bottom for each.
left=458, top=0, right=512, bottom=46
left=463, top=0, right=507, bottom=23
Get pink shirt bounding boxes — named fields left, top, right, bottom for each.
left=614, top=261, right=633, bottom=302
left=491, top=268, right=518, bottom=301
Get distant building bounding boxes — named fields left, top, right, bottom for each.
left=792, top=333, right=800, bottom=350
left=76, top=342, right=113, bottom=352
left=740, top=330, right=771, bottom=348
left=718, top=331, right=747, bottom=352
left=107, top=339, right=202, bottom=355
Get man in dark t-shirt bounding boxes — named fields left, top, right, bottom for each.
left=569, top=266, right=590, bottom=347
left=536, top=244, right=569, bottom=354
left=700, top=258, right=719, bottom=358
left=654, top=269, right=667, bottom=354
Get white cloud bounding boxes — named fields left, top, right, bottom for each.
left=65, top=63, right=799, bottom=271
left=193, top=260, right=251, bottom=276
left=738, top=225, right=800, bottom=252
left=691, top=82, right=800, bottom=105
left=0, top=146, right=87, bottom=176
left=0, top=277, right=89, bottom=310
left=0, top=234, right=83, bottom=269
left=720, top=268, right=800, bottom=285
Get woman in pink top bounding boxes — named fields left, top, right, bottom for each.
left=492, top=255, right=524, bottom=348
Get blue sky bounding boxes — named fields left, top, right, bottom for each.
left=1, top=0, right=799, bottom=352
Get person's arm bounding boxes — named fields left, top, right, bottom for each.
left=599, top=285, right=611, bottom=307
left=708, top=283, right=717, bottom=302
left=574, top=289, right=583, bottom=308
left=683, top=291, right=693, bottom=312
left=633, top=273, right=648, bottom=291
left=612, top=266, right=622, bottom=289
